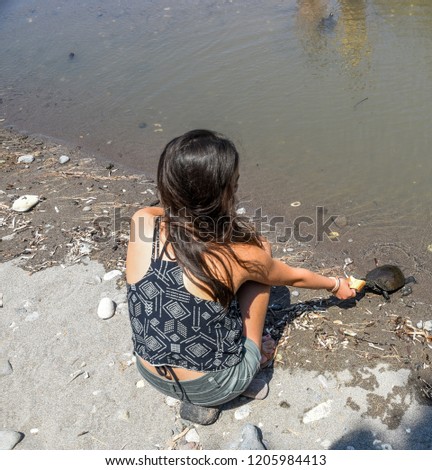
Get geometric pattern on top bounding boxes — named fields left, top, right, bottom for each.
left=127, top=218, right=243, bottom=372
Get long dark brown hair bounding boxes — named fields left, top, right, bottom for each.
left=157, top=129, right=262, bottom=307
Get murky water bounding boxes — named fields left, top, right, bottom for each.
left=1, top=0, right=432, bottom=266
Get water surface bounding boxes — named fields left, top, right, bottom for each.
left=1, top=0, right=431, bottom=268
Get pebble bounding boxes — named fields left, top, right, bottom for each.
left=0, top=430, right=23, bottom=450
left=236, top=424, right=266, bottom=450
left=82, top=206, right=92, bottom=212
left=424, top=320, right=432, bottom=332
left=97, top=298, right=115, bottom=319
left=0, top=358, right=13, bottom=377
left=117, top=409, right=130, bottom=421
left=302, top=400, right=333, bottom=423
left=103, top=270, right=122, bottom=281
left=11, top=195, right=39, bottom=212
left=427, top=244, right=432, bottom=253
left=2, top=233, right=16, bottom=241
left=290, top=201, right=301, bottom=207
left=185, top=428, right=200, bottom=443
left=234, top=404, right=251, bottom=420
left=334, top=215, right=348, bottom=228
left=0, top=293, right=3, bottom=308
left=344, top=257, right=353, bottom=266
left=136, top=380, right=145, bottom=388
left=165, top=396, right=180, bottom=407
left=116, top=303, right=129, bottom=316
left=59, top=155, right=70, bottom=164
left=18, top=154, right=34, bottom=163
left=236, top=207, right=246, bottom=215
left=30, top=428, right=39, bottom=434
left=25, top=311, right=40, bottom=322
left=291, top=290, right=299, bottom=297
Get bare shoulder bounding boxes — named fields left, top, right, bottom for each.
left=131, top=206, right=164, bottom=221
left=130, top=206, right=164, bottom=244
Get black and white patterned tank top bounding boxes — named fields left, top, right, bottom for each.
left=127, top=217, right=243, bottom=371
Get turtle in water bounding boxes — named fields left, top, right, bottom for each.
left=364, top=264, right=416, bottom=300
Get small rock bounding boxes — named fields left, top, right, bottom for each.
left=334, top=215, right=348, bottom=228
left=344, top=257, right=353, bottom=266
left=18, top=154, right=34, bottom=164
left=103, top=270, right=122, bottom=281
left=179, top=402, right=220, bottom=425
left=165, top=396, right=180, bottom=407
left=117, top=409, right=130, bottom=421
left=116, top=303, right=129, bottom=315
left=25, top=311, right=40, bottom=322
left=136, top=380, right=145, bottom=388
left=291, top=290, right=299, bottom=297
left=185, top=428, right=200, bottom=443
left=423, top=321, right=432, bottom=332
left=1, top=233, right=15, bottom=241
left=30, top=428, right=39, bottom=434
left=0, top=293, right=3, bottom=307
left=0, top=430, right=24, bottom=450
left=234, top=404, right=251, bottom=420
left=82, top=206, right=92, bottom=212
left=290, top=201, right=301, bottom=207
left=0, top=358, right=13, bottom=377
left=237, top=424, right=266, bottom=450
left=97, top=298, right=115, bottom=319
left=113, top=293, right=127, bottom=304
left=11, top=195, right=39, bottom=212
left=236, top=207, right=246, bottom=215
left=302, top=400, right=333, bottom=423
left=59, top=155, right=70, bottom=164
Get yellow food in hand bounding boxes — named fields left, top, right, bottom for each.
left=348, top=276, right=366, bottom=291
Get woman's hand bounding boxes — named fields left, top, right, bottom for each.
left=334, top=277, right=357, bottom=300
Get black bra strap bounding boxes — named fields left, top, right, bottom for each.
left=151, top=216, right=161, bottom=260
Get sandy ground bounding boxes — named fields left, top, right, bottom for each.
left=1, top=127, right=432, bottom=450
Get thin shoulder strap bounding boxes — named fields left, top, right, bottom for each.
left=151, top=216, right=161, bottom=260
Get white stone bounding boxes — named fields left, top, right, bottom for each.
left=165, top=396, right=180, bottom=407
left=82, top=206, right=92, bottom=212
left=0, top=430, right=23, bottom=450
left=97, top=298, right=115, bottom=319
left=234, top=404, right=251, bottom=420
left=0, top=358, right=13, bottom=377
left=30, top=428, right=39, bottom=434
left=236, top=207, right=246, bottom=215
left=59, top=155, right=70, bottom=164
left=2, top=233, right=15, bottom=241
left=302, top=400, right=333, bottom=423
left=117, top=409, right=130, bottom=421
left=0, top=293, right=3, bottom=308
left=423, top=320, right=432, bottom=332
left=18, top=154, right=34, bottom=163
left=291, top=290, right=299, bottom=297
left=185, top=428, right=200, bottom=443
left=25, top=311, right=40, bottom=322
left=103, top=270, right=122, bottom=281
left=136, top=380, right=145, bottom=388
left=11, top=195, right=39, bottom=212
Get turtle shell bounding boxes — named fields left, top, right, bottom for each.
left=365, top=265, right=405, bottom=293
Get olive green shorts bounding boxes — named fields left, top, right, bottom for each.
left=135, top=337, right=261, bottom=407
